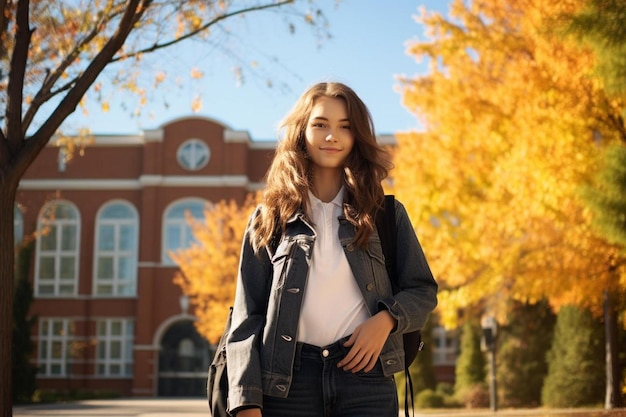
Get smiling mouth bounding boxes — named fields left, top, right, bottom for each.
left=320, top=147, right=342, bottom=151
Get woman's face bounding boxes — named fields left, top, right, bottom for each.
left=304, top=96, right=355, bottom=173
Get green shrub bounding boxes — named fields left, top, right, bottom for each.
left=454, top=317, right=486, bottom=399
left=436, top=382, right=454, bottom=396
left=497, top=300, right=555, bottom=407
left=416, top=389, right=445, bottom=408
left=541, top=305, right=604, bottom=407
left=12, top=241, right=38, bottom=404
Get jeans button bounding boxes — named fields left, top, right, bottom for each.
left=322, top=349, right=329, bottom=357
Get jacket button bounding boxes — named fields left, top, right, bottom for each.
left=366, top=283, right=374, bottom=291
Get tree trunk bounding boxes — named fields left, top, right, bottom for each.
left=0, top=177, right=17, bottom=417
left=604, top=289, right=623, bottom=408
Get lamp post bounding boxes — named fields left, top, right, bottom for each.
left=481, top=315, right=498, bottom=411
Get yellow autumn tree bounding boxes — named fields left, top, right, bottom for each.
left=171, top=194, right=259, bottom=344
left=393, top=0, right=626, bottom=328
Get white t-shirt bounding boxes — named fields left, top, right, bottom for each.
left=297, top=187, right=370, bottom=347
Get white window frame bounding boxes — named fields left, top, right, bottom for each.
left=35, top=201, right=80, bottom=297
left=177, top=138, right=210, bottom=171
left=161, top=198, right=208, bottom=265
left=38, top=318, right=74, bottom=377
left=96, top=319, right=134, bottom=377
left=14, top=205, right=23, bottom=246
left=432, top=326, right=459, bottom=366
left=93, top=201, right=139, bottom=297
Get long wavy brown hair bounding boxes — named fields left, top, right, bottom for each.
left=251, top=82, right=393, bottom=252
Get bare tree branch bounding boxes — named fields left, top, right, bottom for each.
left=15, top=0, right=154, bottom=178
left=112, top=0, right=293, bottom=62
left=22, top=5, right=124, bottom=132
left=5, top=0, right=32, bottom=152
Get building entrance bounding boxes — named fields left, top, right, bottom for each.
left=157, top=320, right=214, bottom=397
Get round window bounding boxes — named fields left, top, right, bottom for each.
left=177, top=139, right=210, bottom=171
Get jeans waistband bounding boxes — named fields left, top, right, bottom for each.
left=296, top=335, right=351, bottom=363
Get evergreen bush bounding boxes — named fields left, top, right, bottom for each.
left=454, top=316, right=486, bottom=403
left=541, top=305, right=605, bottom=407
left=497, top=300, right=555, bottom=407
left=416, top=389, right=445, bottom=408
left=12, top=241, right=38, bottom=404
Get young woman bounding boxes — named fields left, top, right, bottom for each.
left=226, top=82, right=438, bottom=417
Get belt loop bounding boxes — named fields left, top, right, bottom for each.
left=294, top=342, right=303, bottom=371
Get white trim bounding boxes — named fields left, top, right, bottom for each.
left=35, top=200, right=81, bottom=297
left=38, top=318, right=75, bottom=377
left=224, top=129, right=251, bottom=143
left=143, top=129, right=164, bottom=142
left=249, top=140, right=277, bottom=150
left=137, top=262, right=161, bottom=268
left=19, top=175, right=251, bottom=190
left=152, top=314, right=197, bottom=348
left=91, top=135, right=145, bottom=146
left=93, top=200, right=139, bottom=297
left=134, top=344, right=158, bottom=351
left=247, top=182, right=266, bottom=192
left=177, top=138, right=210, bottom=171
left=20, top=179, right=141, bottom=190
left=95, top=318, right=135, bottom=377
left=161, top=198, right=211, bottom=265
left=140, top=175, right=249, bottom=187
left=47, top=134, right=145, bottom=147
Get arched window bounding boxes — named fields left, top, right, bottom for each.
left=162, top=199, right=207, bottom=265
left=94, top=201, right=139, bottom=296
left=35, top=201, right=80, bottom=296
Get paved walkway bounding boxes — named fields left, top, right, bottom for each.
left=13, top=398, right=209, bottom=417
left=12, top=398, right=626, bottom=417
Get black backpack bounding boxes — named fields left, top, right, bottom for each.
left=207, top=307, right=231, bottom=416
left=207, top=195, right=423, bottom=416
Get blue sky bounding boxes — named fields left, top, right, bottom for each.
left=66, top=0, right=449, bottom=140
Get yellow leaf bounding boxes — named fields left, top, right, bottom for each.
left=191, top=96, right=202, bottom=113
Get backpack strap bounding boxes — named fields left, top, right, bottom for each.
left=376, top=195, right=398, bottom=289
left=375, top=195, right=415, bottom=417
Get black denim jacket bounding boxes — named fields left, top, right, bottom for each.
left=226, top=199, right=438, bottom=415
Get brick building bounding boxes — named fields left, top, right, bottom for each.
left=15, top=116, right=456, bottom=397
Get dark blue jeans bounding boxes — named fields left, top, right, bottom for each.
left=262, top=336, right=398, bottom=417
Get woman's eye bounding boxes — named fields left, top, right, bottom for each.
left=312, top=123, right=326, bottom=128
left=341, top=125, right=351, bottom=130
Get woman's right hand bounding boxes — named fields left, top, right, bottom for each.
left=236, top=408, right=262, bottom=417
